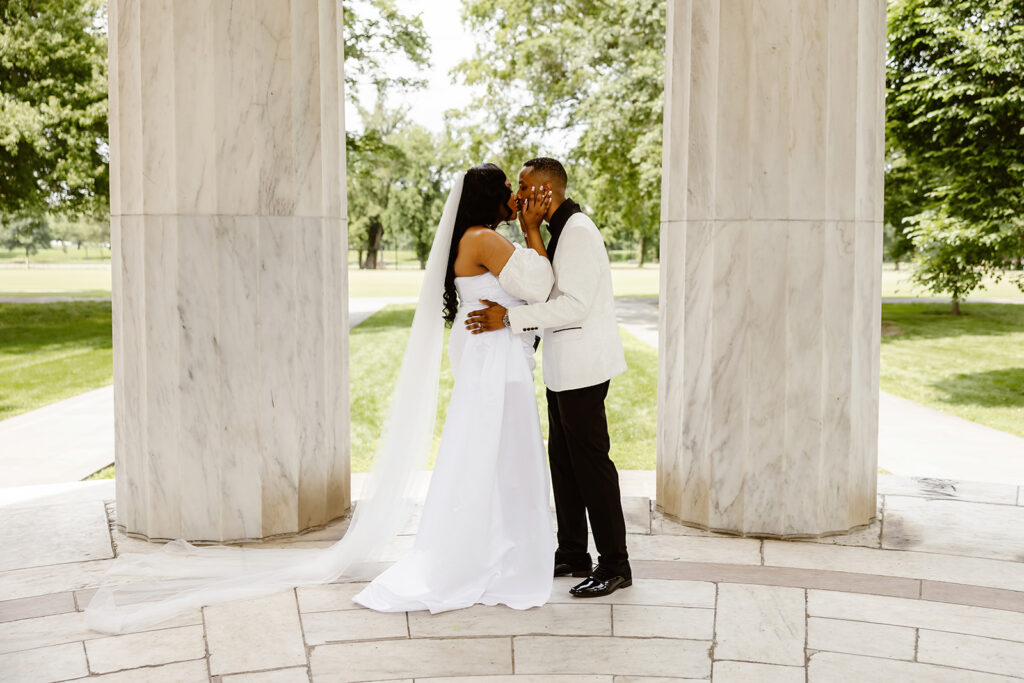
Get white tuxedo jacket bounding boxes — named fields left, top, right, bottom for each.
left=504, top=212, right=627, bottom=392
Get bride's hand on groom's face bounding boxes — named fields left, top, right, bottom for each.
left=465, top=299, right=508, bottom=334
left=518, top=185, right=552, bottom=234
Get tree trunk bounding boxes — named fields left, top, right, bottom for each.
left=357, top=247, right=364, bottom=268
left=894, top=260, right=900, bottom=271
left=362, top=220, right=384, bottom=269
left=951, top=298, right=961, bottom=316
left=638, top=233, right=647, bottom=267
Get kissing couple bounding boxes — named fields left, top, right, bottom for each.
left=85, top=158, right=631, bottom=633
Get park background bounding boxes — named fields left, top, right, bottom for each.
left=1, top=0, right=1022, bottom=480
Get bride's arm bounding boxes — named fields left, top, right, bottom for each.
left=463, top=229, right=554, bottom=304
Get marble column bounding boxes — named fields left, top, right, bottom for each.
left=108, top=0, right=349, bottom=543
left=657, top=0, right=885, bottom=537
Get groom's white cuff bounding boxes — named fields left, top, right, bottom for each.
left=506, top=305, right=537, bottom=335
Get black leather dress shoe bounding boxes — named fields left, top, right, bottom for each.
left=569, top=571, right=632, bottom=598
left=554, top=562, right=592, bottom=578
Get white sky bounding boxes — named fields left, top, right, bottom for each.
left=344, top=0, right=476, bottom=133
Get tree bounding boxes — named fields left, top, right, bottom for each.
left=1, top=213, right=52, bottom=266
left=0, top=0, right=108, bottom=219
left=348, top=97, right=410, bottom=269
left=342, top=0, right=431, bottom=268
left=456, top=0, right=665, bottom=265
left=883, top=151, right=922, bottom=270
left=343, top=0, right=430, bottom=99
left=385, top=126, right=463, bottom=268
left=887, top=0, right=1024, bottom=312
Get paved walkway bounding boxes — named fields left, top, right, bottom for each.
left=2, top=472, right=1024, bottom=681
left=614, top=298, right=1024, bottom=485
left=0, top=297, right=111, bottom=304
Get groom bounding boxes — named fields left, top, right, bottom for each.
left=466, top=157, right=631, bottom=598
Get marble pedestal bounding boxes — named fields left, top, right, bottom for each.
left=656, top=0, right=885, bottom=536
left=108, top=0, right=349, bottom=542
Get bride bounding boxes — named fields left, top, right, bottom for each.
left=85, top=164, right=558, bottom=632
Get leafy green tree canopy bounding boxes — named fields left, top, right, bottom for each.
left=887, top=0, right=1024, bottom=309
left=456, top=0, right=665, bottom=264
left=0, top=0, right=108, bottom=219
left=1, top=212, right=52, bottom=264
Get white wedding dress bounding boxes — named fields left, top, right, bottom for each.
left=353, top=271, right=556, bottom=612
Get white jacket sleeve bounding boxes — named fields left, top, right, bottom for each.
left=496, top=243, right=554, bottom=304
left=506, top=223, right=600, bottom=334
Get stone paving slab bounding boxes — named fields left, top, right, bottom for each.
left=0, top=641, right=89, bottom=683
left=882, top=494, right=1024, bottom=562
left=807, top=651, right=1016, bottom=683
left=220, top=668, right=310, bottom=683
left=408, top=602, right=610, bottom=638
left=84, top=624, right=206, bottom=674
left=0, top=590, right=75, bottom=623
left=612, top=604, right=714, bottom=640
left=808, top=589, right=1024, bottom=641
left=0, top=500, right=113, bottom=572
left=310, top=637, right=513, bottom=682
left=712, top=661, right=805, bottom=683
left=806, top=616, right=916, bottom=660
left=765, top=539, right=1024, bottom=592
left=918, top=629, right=1024, bottom=678
left=3, top=477, right=1024, bottom=681
left=205, top=591, right=306, bottom=676
left=513, top=635, right=710, bottom=679
left=714, top=584, right=805, bottom=666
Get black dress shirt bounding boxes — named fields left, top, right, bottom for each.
left=545, top=198, right=581, bottom=261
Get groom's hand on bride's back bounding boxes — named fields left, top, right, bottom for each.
left=466, top=299, right=508, bottom=334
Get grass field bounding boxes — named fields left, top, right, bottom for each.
left=6, top=263, right=1023, bottom=303
left=879, top=302, right=1024, bottom=438
left=0, top=264, right=661, bottom=299
left=0, top=267, right=111, bottom=298
left=0, top=245, right=110, bottom=265
left=0, top=302, right=113, bottom=420
left=882, top=266, right=1024, bottom=300
left=350, top=304, right=657, bottom=472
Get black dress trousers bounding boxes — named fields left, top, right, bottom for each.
left=546, top=380, right=630, bottom=574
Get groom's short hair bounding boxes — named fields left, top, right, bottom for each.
left=522, top=157, right=568, bottom=191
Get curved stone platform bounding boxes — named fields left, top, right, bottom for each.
left=2, top=473, right=1024, bottom=681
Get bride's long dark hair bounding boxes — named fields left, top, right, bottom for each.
left=442, top=163, right=514, bottom=326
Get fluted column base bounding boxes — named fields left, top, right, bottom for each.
left=112, top=215, right=350, bottom=543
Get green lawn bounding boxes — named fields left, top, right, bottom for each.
left=350, top=304, right=658, bottom=472
left=882, top=266, right=1024, bottom=300
left=0, top=267, right=111, bottom=298
left=0, top=245, right=110, bottom=265
left=0, top=264, right=661, bottom=300
left=0, top=302, right=113, bottom=420
left=879, top=303, right=1024, bottom=438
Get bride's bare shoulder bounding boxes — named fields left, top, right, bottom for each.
left=460, top=226, right=512, bottom=250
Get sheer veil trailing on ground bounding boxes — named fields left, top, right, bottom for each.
left=84, top=173, right=467, bottom=634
